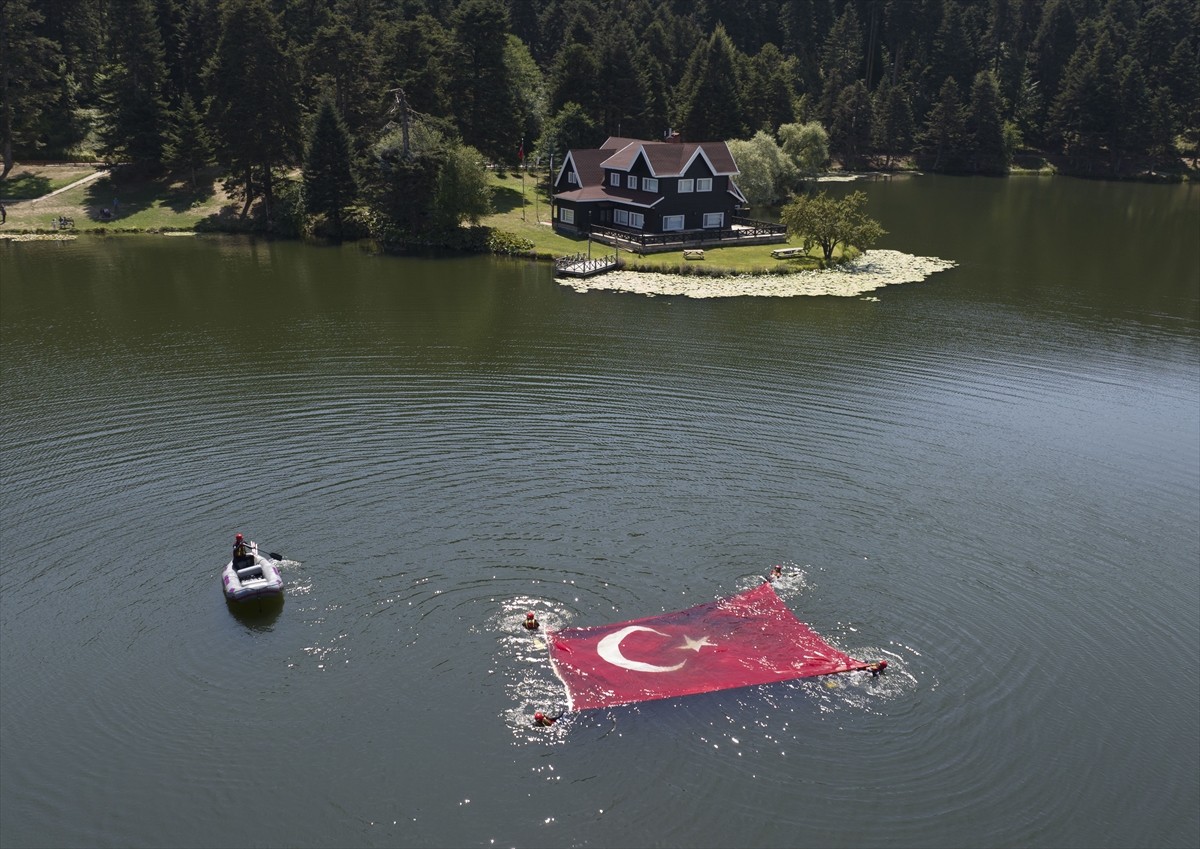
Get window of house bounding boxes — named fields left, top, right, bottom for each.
left=629, top=212, right=644, bottom=229
left=614, top=209, right=629, bottom=225
left=662, top=215, right=684, bottom=231
left=702, top=212, right=724, bottom=228
left=610, top=173, right=621, bottom=187
left=627, top=175, right=637, bottom=189
left=696, top=177, right=713, bottom=192
left=567, top=171, right=578, bottom=185
left=560, top=207, right=575, bottom=224
left=678, top=178, right=694, bottom=193
left=642, top=177, right=658, bottom=193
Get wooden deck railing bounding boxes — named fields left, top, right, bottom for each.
left=584, top=217, right=787, bottom=253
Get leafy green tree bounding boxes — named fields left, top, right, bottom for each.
left=780, top=189, right=886, bottom=264
left=778, top=120, right=830, bottom=180
left=727, top=130, right=796, bottom=205
left=303, top=97, right=357, bottom=238
left=365, top=124, right=445, bottom=242
left=505, top=34, right=545, bottom=159
left=204, top=0, right=301, bottom=220
left=96, top=0, right=169, bottom=168
left=162, top=92, right=211, bottom=187
left=0, top=0, right=62, bottom=179
left=678, top=24, right=747, bottom=141
left=429, top=143, right=492, bottom=234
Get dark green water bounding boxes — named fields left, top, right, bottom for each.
left=2, top=175, right=1197, bottom=849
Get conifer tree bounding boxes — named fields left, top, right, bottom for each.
left=97, top=0, right=169, bottom=169
left=917, top=77, right=968, bottom=171
left=303, top=97, right=357, bottom=238
left=204, top=0, right=301, bottom=220
left=966, top=70, right=1008, bottom=173
left=678, top=25, right=747, bottom=141
left=0, top=0, right=62, bottom=179
left=162, top=93, right=211, bottom=188
left=830, top=80, right=874, bottom=169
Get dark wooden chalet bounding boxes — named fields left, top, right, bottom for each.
left=551, top=134, right=785, bottom=253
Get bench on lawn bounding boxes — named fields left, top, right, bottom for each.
left=683, top=249, right=705, bottom=260
left=771, top=247, right=806, bottom=259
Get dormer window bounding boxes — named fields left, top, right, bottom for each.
left=610, top=173, right=621, bottom=187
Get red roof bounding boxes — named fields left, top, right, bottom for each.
left=599, top=138, right=739, bottom=177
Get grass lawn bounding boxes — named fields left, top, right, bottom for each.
left=1, top=165, right=237, bottom=232
left=1, top=163, right=105, bottom=200
left=482, top=168, right=829, bottom=274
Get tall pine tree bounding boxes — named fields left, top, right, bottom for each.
left=203, top=0, right=300, bottom=220
left=97, top=0, right=169, bottom=169
left=303, top=96, right=357, bottom=238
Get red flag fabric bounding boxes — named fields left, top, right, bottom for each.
left=518, top=141, right=525, bottom=161
left=547, top=582, right=870, bottom=711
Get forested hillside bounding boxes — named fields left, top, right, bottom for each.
left=3, top=0, right=1196, bottom=232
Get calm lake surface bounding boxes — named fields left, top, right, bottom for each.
left=2, top=175, right=1198, bottom=849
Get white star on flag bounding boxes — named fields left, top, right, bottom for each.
left=678, top=635, right=715, bottom=652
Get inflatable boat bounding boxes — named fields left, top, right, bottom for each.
left=222, top=542, right=284, bottom=602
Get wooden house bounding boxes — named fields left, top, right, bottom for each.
left=551, top=134, right=783, bottom=253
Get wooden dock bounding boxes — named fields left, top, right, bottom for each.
left=554, top=252, right=618, bottom=278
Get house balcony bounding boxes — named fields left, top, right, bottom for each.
left=557, top=217, right=788, bottom=255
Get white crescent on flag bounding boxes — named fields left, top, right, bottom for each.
left=596, top=626, right=687, bottom=673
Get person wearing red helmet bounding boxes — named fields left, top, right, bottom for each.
left=533, top=711, right=559, bottom=727
left=232, top=533, right=252, bottom=568
left=523, top=611, right=539, bottom=630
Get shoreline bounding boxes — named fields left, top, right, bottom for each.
left=558, top=249, right=957, bottom=298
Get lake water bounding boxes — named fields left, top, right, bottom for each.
left=1, top=175, right=1198, bottom=849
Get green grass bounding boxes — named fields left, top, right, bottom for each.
left=1, top=164, right=104, bottom=200
left=1, top=166, right=235, bottom=232
left=481, top=168, right=830, bottom=274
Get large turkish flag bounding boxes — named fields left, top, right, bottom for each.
left=547, top=582, right=870, bottom=710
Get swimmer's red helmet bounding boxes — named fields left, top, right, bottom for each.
left=534, top=712, right=545, bottom=721
left=235, top=533, right=243, bottom=541
left=877, top=660, right=888, bottom=669
left=526, top=612, right=535, bottom=619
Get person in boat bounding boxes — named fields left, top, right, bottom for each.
left=232, top=533, right=253, bottom=568
left=768, top=565, right=784, bottom=581
left=523, top=611, right=539, bottom=630
left=865, top=660, right=888, bottom=674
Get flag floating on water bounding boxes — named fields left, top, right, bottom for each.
left=547, top=582, right=871, bottom=710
